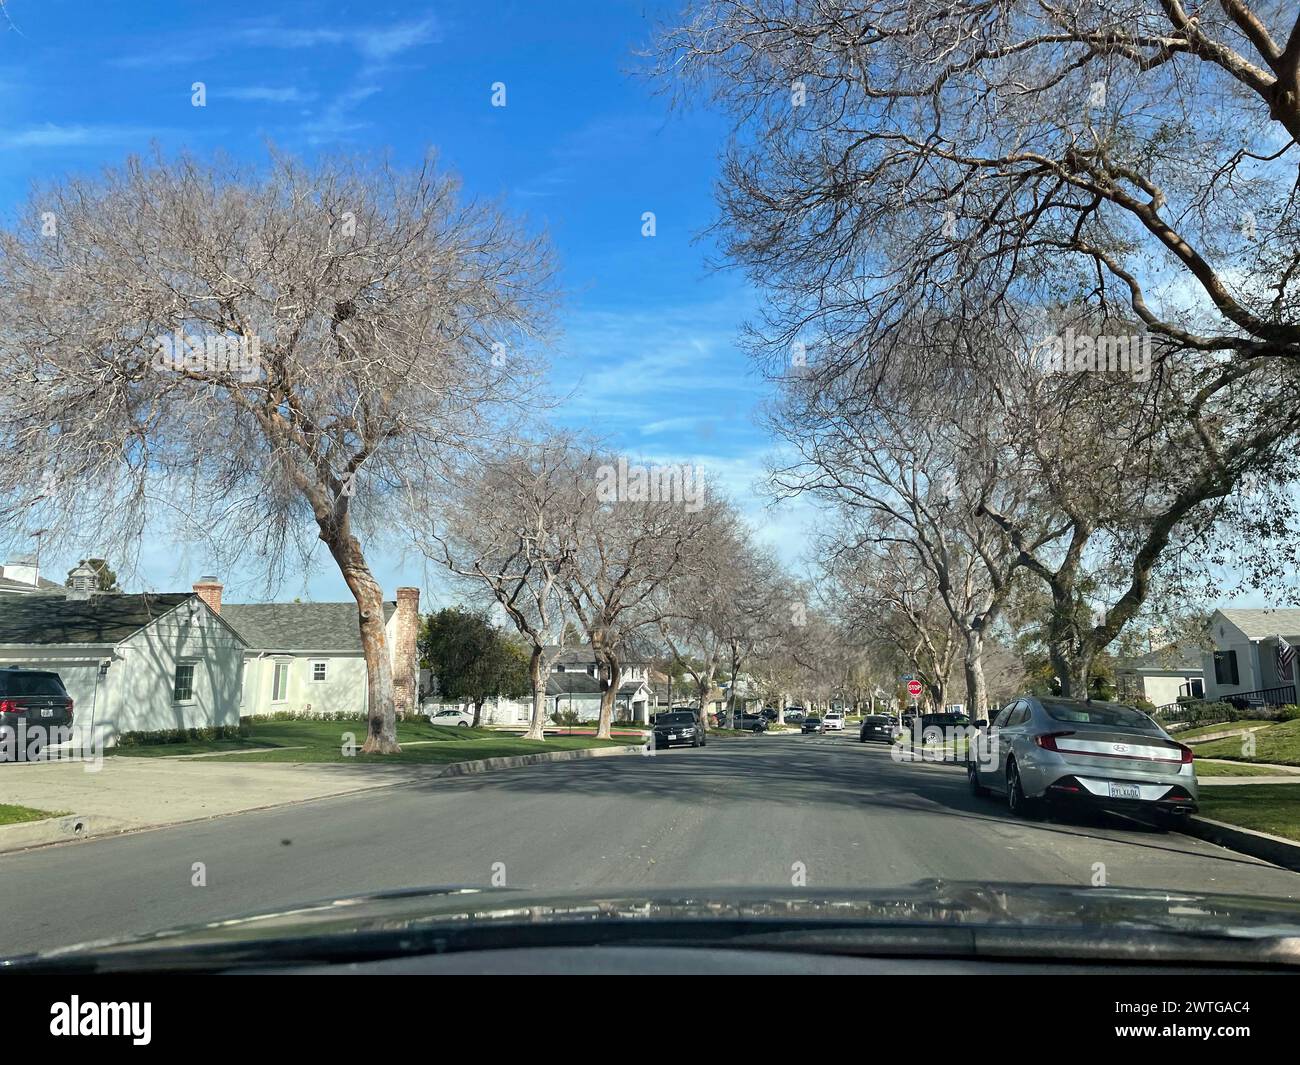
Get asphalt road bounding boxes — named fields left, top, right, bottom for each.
left=3, top=732, right=1299, bottom=955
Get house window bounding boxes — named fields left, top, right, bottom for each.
left=173, top=661, right=196, bottom=703
left=1189, top=678, right=1204, bottom=698
left=1213, top=650, right=1239, bottom=686
left=312, top=661, right=327, bottom=682
left=272, top=660, right=290, bottom=702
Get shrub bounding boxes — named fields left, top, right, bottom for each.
left=1277, top=704, right=1300, bottom=722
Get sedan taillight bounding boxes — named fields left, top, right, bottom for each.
left=0, top=698, right=24, bottom=714
left=1034, top=731, right=1076, bottom=751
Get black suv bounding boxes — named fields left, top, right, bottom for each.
left=653, top=710, right=705, bottom=749
left=0, top=667, right=75, bottom=734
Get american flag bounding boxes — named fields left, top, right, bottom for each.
left=1277, top=636, right=1297, bottom=681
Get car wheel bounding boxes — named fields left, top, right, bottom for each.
left=458, top=721, right=469, bottom=727
left=1006, top=760, right=1040, bottom=819
left=968, top=762, right=989, bottom=797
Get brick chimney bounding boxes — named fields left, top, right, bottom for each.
left=392, top=586, right=420, bottom=718
left=193, top=575, right=223, bottom=615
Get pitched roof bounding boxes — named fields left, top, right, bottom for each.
left=0, top=593, right=195, bottom=645
left=0, top=574, right=66, bottom=595
left=547, top=672, right=603, bottom=696
left=543, top=644, right=648, bottom=666
left=1117, top=640, right=1206, bottom=672
left=1217, top=608, right=1300, bottom=640
left=222, top=602, right=397, bottom=652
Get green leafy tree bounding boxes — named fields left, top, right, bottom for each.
left=419, top=608, right=530, bottom=726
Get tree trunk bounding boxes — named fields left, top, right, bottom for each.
left=524, top=646, right=546, bottom=741
left=595, top=657, right=621, bottom=740
left=472, top=697, right=484, bottom=729
left=963, top=629, right=989, bottom=720
left=324, top=529, right=399, bottom=754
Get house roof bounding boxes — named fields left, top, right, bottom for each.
left=0, top=593, right=195, bottom=645
left=222, top=602, right=397, bottom=652
left=1117, top=640, right=1206, bottom=672
left=1217, top=608, right=1300, bottom=640
left=546, top=673, right=603, bottom=696
left=544, top=644, right=647, bottom=666
left=0, top=574, right=66, bottom=595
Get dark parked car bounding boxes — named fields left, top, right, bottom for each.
left=761, top=707, right=779, bottom=721
left=0, top=667, right=75, bottom=744
left=858, top=714, right=895, bottom=743
left=653, top=710, right=705, bottom=749
left=801, top=715, right=824, bottom=734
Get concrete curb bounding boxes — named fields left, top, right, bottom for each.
left=438, top=744, right=646, bottom=777
left=0, top=813, right=128, bottom=853
left=1182, top=815, right=1300, bottom=873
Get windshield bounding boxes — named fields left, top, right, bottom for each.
left=3, top=0, right=1299, bottom=991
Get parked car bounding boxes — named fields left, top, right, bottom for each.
left=858, top=714, right=895, bottom=743
left=801, top=715, right=824, bottom=734
left=761, top=707, right=780, bottom=721
left=0, top=668, right=74, bottom=747
left=968, top=696, right=1198, bottom=826
left=653, top=710, right=706, bottom=748
left=730, top=711, right=768, bottom=733
left=784, top=706, right=806, bottom=722
left=823, top=711, right=845, bottom=732
left=428, top=708, right=474, bottom=727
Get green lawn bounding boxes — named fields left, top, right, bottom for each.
left=1195, top=760, right=1298, bottom=777
left=1198, top=785, right=1300, bottom=842
left=112, top=718, right=637, bottom=765
left=1177, top=719, right=1273, bottom=740
left=1192, top=719, right=1300, bottom=766
left=0, top=803, right=66, bottom=826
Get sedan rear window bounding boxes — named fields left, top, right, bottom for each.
left=1041, top=700, right=1154, bottom=730
left=658, top=713, right=696, bottom=725
left=1, top=673, right=68, bottom=697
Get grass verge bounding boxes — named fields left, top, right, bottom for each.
left=1197, top=784, right=1300, bottom=843
left=111, top=718, right=638, bottom=765
left=0, top=803, right=67, bottom=826
left=1192, top=720, right=1300, bottom=766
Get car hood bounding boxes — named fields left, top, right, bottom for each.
left=7, top=880, right=1300, bottom=971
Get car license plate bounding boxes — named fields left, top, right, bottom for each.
left=1109, top=782, right=1140, bottom=800
left=668, top=733, right=677, bottom=740
left=40, top=708, right=54, bottom=718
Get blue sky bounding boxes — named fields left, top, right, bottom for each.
left=0, top=1, right=815, bottom=603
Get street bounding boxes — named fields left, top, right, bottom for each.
left=3, top=733, right=1298, bottom=957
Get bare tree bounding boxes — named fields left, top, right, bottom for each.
left=0, top=151, right=555, bottom=752
left=421, top=437, right=582, bottom=741
left=558, top=453, right=719, bottom=739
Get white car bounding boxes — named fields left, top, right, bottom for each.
left=429, top=708, right=475, bottom=727
left=824, top=712, right=845, bottom=731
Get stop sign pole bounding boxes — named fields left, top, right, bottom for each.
left=906, top=679, right=923, bottom=757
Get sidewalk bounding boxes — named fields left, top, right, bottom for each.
left=1197, top=758, right=1300, bottom=785
left=0, top=756, right=424, bottom=852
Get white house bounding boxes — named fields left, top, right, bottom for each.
left=1115, top=641, right=1206, bottom=707
left=1202, top=608, right=1300, bottom=707
left=0, top=586, right=245, bottom=747
left=218, top=582, right=422, bottom=718
left=429, top=644, right=655, bottom=725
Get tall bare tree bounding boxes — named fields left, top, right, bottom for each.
left=0, top=151, right=555, bottom=752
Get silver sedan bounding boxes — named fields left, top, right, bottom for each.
left=968, top=696, right=1198, bottom=826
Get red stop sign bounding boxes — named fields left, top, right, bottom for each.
left=906, top=679, right=923, bottom=697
